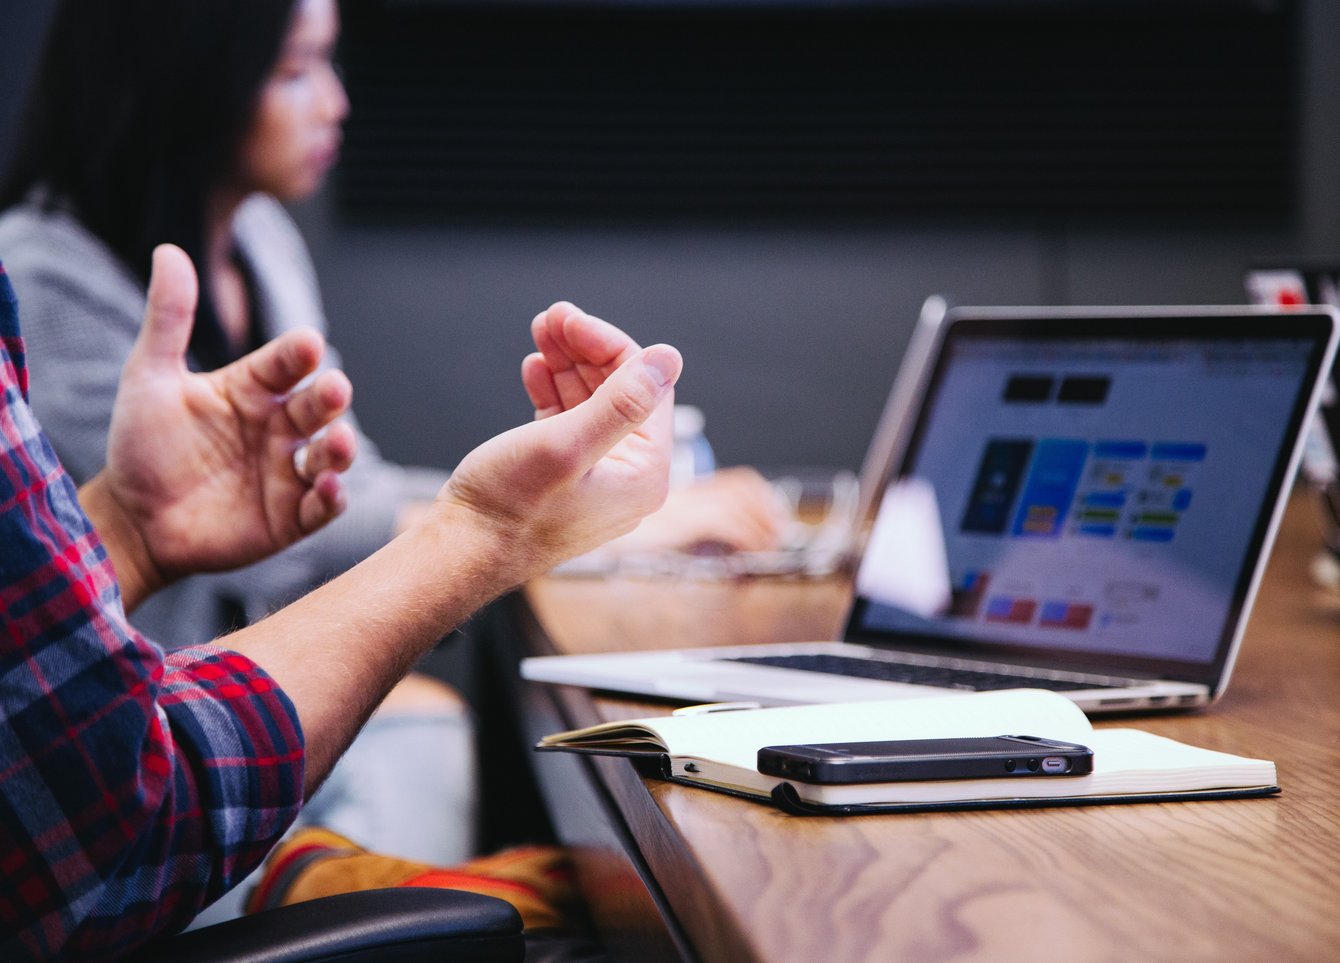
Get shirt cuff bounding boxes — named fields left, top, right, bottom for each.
left=159, top=645, right=306, bottom=890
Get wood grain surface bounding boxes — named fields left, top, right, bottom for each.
left=524, top=493, right=1340, bottom=962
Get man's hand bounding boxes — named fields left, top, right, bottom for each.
left=437, top=301, right=682, bottom=581
left=523, top=304, right=784, bottom=556
left=82, top=244, right=356, bottom=608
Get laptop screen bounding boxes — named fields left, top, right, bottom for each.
left=846, top=310, right=1336, bottom=685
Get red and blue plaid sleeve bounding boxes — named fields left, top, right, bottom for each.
left=0, top=263, right=306, bottom=961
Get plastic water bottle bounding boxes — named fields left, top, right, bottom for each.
left=671, top=404, right=715, bottom=487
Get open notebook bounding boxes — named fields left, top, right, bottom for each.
left=524, top=306, right=1339, bottom=714
left=536, top=689, right=1278, bottom=814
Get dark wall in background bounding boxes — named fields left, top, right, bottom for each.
left=335, top=4, right=1296, bottom=224
left=2, top=0, right=1338, bottom=477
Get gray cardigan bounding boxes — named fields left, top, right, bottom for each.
left=0, top=194, right=447, bottom=645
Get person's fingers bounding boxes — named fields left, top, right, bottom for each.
left=710, top=519, right=775, bottom=553
left=533, top=303, right=641, bottom=411
left=130, top=244, right=199, bottom=369
left=530, top=305, right=566, bottom=365
left=521, top=352, right=563, bottom=419
left=534, top=344, right=682, bottom=477
left=732, top=495, right=789, bottom=548
left=711, top=500, right=783, bottom=549
left=539, top=304, right=604, bottom=410
left=295, top=421, right=357, bottom=480
left=673, top=492, right=783, bottom=552
left=739, top=508, right=787, bottom=548
left=713, top=465, right=771, bottom=487
left=559, top=308, right=639, bottom=373
left=297, top=469, right=347, bottom=532
left=717, top=469, right=792, bottom=530
left=226, top=328, right=327, bottom=400
left=716, top=468, right=790, bottom=512
left=284, top=369, right=354, bottom=437
left=531, top=305, right=591, bottom=412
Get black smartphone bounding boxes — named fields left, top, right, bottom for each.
left=756, top=735, right=1094, bottom=784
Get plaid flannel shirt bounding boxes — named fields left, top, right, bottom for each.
left=0, top=263, right=306, bottom=961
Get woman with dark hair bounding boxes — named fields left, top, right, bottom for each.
left=0, top=0, right=420, bottom=643
left=1, top=0, right=303, bottom=357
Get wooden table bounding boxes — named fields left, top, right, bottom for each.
left=516, top=493, right=1340, bottom=962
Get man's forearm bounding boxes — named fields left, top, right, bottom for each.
left=223, top=502, right=524, bottom=796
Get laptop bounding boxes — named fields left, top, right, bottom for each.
left=522, top=305, right=1339, bottom=713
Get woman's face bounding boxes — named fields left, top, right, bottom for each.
left=237, top=0, right=348, bottom=202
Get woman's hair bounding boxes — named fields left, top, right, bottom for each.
left=1, top=0, right=298, bottom=363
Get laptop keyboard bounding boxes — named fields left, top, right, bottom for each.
left=725, top=653, right=1110, bottom=692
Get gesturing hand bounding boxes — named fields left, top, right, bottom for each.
left=89, top=244, right=356, bottom=605
left=439, top=302, right=682, bottom=581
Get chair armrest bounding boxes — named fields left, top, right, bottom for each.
left=128, top=887, right=524, bottom=963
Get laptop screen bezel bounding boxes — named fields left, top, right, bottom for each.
left=841, top=306, right=1338, bottom=691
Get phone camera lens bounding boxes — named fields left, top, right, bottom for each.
left=1027, top=758, right=1041, bottom=772
left=1004, top=759, right=1016, bottom=772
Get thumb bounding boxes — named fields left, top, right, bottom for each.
left=131, top=244, right=199, bottom=369
left=552, top=344, right=683, bottom=471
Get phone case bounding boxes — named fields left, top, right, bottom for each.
left=756, top=735, right=1094, bottom=784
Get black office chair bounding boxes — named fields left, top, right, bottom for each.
left=127, top=887, right=525, bottom=962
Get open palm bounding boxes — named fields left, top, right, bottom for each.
left=104, top=245, right=355, bottom=582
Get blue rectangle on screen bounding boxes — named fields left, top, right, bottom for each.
left=1172, top=489, right=1193, bottom=511
left=1151, top=443, right=1207, bottom=462
left=1078, top=524, right=1118, bottom=538
left=1093, top=441, right=1147, bottom=460
left=1131, top=527, right=1176, bottom=543
left=1084, top=491, right=1127, bottom=509
left=1040, top=601, right=1068, bottom=622
left=1011, top=439, right=1088, bottom=537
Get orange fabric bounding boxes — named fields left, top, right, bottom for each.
left=246, top=827, right=577, bottom=931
